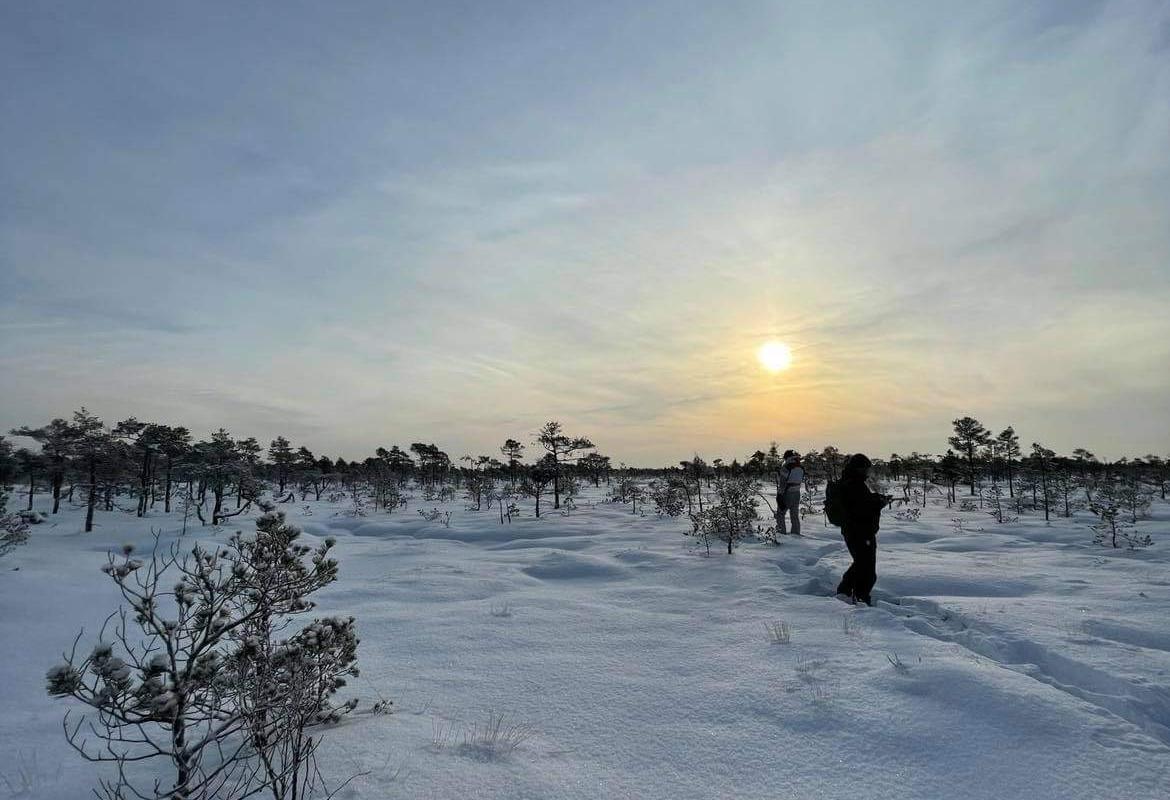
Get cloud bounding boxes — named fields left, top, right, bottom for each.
left=1, top=0, right=1168, bottom=461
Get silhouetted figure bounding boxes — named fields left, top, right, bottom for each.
left=835, top=453, right=893, bottom=606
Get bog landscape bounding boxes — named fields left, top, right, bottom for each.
left=0, top=417, right=1167, bottom=799
left=3, top=2, right=1169, bottom=799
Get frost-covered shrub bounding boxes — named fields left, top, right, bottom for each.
left=1089, top=485, right=1152, bottom=549
left=799, top=483, right=821, bottom=519
left=0, top=512, right=30, bottom=557
left=1115, top=480, right=1154, bottom=524
left=983, top=485, right=1017, bottom=524
left=0, top=485, right=31, bottom=557
left=648, top=477, right=687, bottom=517
left=488, top=484, right=520, bottom=524
left=336, top=494, right=369, bottom=517
left=894, top=507, right=921, bottom=522
left=46, top=506, right=362, bottom=800
left=418, top=507, right=452, bottom=527
left=687, top=478, right=760, bottom=555
left=382, top=483, right=408, bottom=513
left=609, top=476, right=644, bottom=514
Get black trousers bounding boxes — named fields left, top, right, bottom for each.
left=836, top=531, right=877, bottom=604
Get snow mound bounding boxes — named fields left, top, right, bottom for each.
left=521, top=551, right=629, bottom=581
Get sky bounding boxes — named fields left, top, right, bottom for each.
left=2, top=0, right=1169, bottom=465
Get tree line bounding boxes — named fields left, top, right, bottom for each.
left=1, top=410, right=1164, bottom=540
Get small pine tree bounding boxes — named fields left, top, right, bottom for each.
left=687, top=478, right=760, bottom=555
left=1088, top=484, right=1151, bottom=549
left=649, top=476, right=688, bottom=517
left=984, top=484, right=1017, bottom=524
left=520, top=455, right=557, bottom=518
left=46, top=505, right=359, bottom=800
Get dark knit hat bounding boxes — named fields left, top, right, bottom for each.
left=846, top=453, right=872, bottom=470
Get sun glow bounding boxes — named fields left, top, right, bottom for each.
left=757, top=341, right=793, bottom=373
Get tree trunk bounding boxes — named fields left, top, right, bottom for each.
left=137, top=449, right=151, bottom=517
left=27, top=471, right=36, bottom=511
left=172, top=705, right=191, bottom=800
left=84, top=458, right=97, bottom=532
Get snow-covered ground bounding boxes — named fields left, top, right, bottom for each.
left=2, top=487, right=1168, bottom=799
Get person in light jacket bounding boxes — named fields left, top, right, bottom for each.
left=778, top=450, right=803, bottom=536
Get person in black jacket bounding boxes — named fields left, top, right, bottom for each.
left=835, top=453, right=893, bottom=606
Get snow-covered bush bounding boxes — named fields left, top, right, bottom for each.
left=381, top=483, right=408, bottom=513
left=687, top=478, right=760, bottom=555
left=0, top=516, right=30, bottom=557
left=0, top=484, right=32, bottom=556
left=799, top=481, right=821, bottom=519
left=607, top=475, right=645, bottom=514
left=45, top=506, right=362, bottom=800
left=1115, top=479, right=1154, bottom=524
left=1088, top=485, right=1152, bottom=549
left=984, top=485, right=1018, bottom=524
left=648, top=477, right=687, bottom=517
left=418, top=507, right=452, bottom=527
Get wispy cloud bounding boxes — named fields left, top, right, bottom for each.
left=1, top=0, right=1167, bottom=461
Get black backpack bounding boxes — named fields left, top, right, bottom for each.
left=824, top=479, right=846, bottom=527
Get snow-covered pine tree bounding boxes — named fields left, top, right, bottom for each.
left=984, top=484, right=1017, bottom=524
left=1088, top=483, right=1150, bottom=549
left=46, top=505, right=359, bottom=800
left=649, top=475, right=688, bottom=517
left=687, top=478, right=760, bottom=555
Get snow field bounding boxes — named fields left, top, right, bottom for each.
left=1, top=488, right=1168, bottom=799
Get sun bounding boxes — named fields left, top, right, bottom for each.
left=757, top=340, right=793, bottom=373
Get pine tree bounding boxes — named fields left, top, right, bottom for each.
left=579, top=452, right=612, bottom=487
left=535, top=421, right=594, bottom=510
left=1030, top=443, right=1055, bottom=522
left=500, top=438, right=525, bottom=484
left=996, top=427, right=1021, bottom=497
left=10, top=418, right=77, bottom=514
left=68, top=409, right=112, bottom=533
left=520, top=454, right=558, bottom=518
left=269, top=436, right=295, bottom=494
left=46, top=506, right=358, bottom=800
left=948, top=417, right=992, bottom=495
